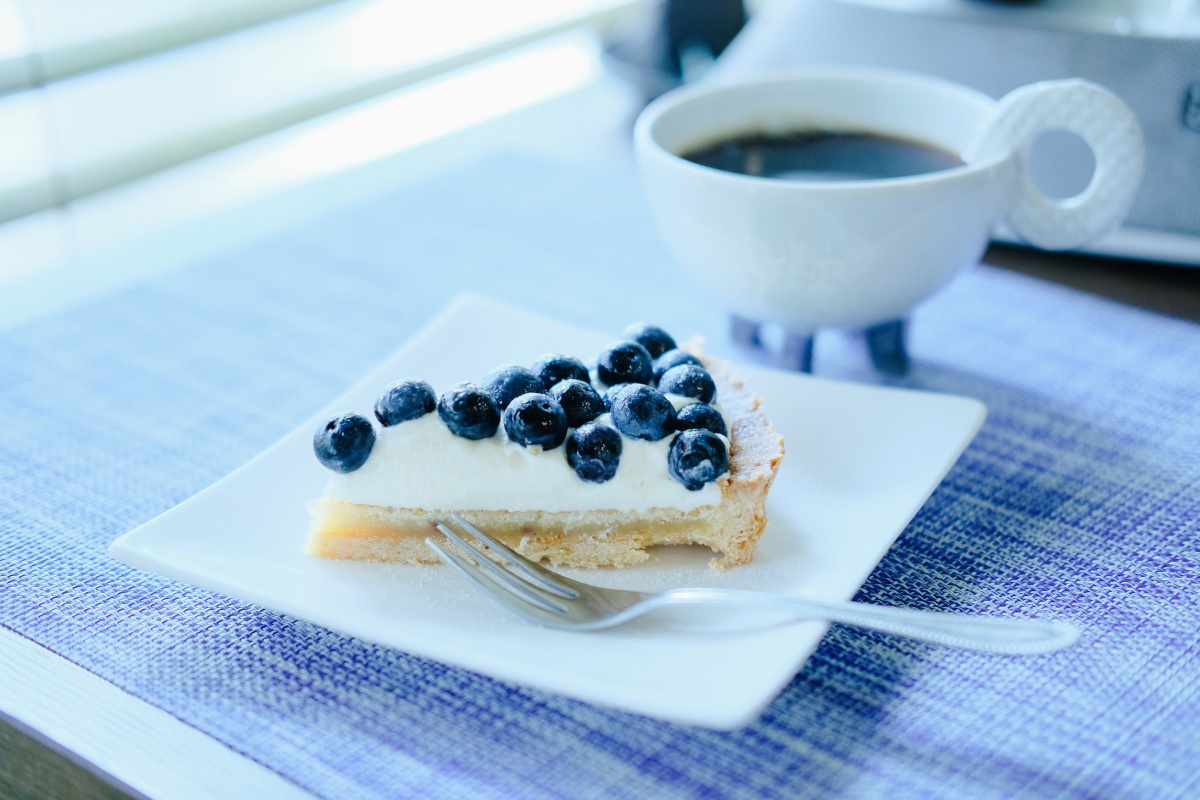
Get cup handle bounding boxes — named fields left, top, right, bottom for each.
left=965, top=79, right=1144, bottom=251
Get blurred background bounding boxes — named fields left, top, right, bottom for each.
left=0, top=0, right=1197, bottom=323
left=0, top=0, right=655, bottom=291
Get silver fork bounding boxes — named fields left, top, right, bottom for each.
left=426, top=515, right=1080, bottom=654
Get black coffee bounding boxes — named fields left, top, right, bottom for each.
left=681, top=130, right=965, bottom=182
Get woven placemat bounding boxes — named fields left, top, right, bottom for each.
left=1, top=153, right=1197, bottom=799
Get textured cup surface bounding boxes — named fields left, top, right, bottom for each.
left=634, top=68, right=1142, bottom=332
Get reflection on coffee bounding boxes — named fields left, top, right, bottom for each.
left=681, top=130, right=965, bottom=182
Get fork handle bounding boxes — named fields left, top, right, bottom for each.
left=655, top=589, right=1079, bottom=654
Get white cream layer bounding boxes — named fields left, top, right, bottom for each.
left=323, top=398, right=727, bottom=513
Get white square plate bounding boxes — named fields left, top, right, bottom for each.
left=110, top=294, right=985, bottom=729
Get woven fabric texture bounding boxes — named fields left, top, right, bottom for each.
left=1, top=154, right=1198, bottom=799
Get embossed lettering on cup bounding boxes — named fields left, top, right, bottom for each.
left=634, top=68, right=1144, bottom=373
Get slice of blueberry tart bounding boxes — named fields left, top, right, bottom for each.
left=306, top=324, right=784, bottom=570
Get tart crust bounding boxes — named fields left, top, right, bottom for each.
left=306, top=353, right=784, bottom=569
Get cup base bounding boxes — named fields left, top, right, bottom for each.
left=728, top=315, right=910, bottom=377
left=864, top=320, right=910, bottom=377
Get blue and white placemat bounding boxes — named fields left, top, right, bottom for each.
left=1, top=153, right=1198, bottom=798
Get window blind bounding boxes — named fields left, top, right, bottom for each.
left=0, top=0, right=642, bottom=224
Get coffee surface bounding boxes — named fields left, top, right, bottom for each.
left=682, top=130, right=965, bottom=182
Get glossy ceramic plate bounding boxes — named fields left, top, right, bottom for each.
left=110, top=294, right=986, bottom=729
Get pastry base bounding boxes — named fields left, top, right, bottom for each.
left=306, top=492, right=764, bottom=569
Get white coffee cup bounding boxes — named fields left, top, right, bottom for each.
left=634, top=68, right=1144, bottom=335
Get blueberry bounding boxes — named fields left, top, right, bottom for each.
left=652, top=348, right=704, bottom=383
left=313, top=413, right=375, bottom=473
left=437, top=382, right=501, bottom=439
left=603, top=383, right=632, bottom=411
left=503, top=393, right=568, bottom=450
left=566, top=422, right=622, bottom=483
left=609, top=384, right=676, bottom=441
left=374, top=379, right=436, bottom=426
left=482, top=365, right=546, bottom=409
left=596, top=341, right=653, bottom=386
left=668, top=429, right=729, bottom=490
left=548, top=379, right=605, bottom=428
left=658, top=364, right=717, bottom=404
left=623, top=323, right=677, bottom=359
left=532, top=354, right=590, bottom=388
left=674, top=402, right=728, bottom=437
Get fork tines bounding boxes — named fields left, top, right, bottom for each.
left=427, top=515, right=578, bottom=615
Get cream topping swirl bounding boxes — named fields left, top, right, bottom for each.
left=323, top=396, right=728, bottom=513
